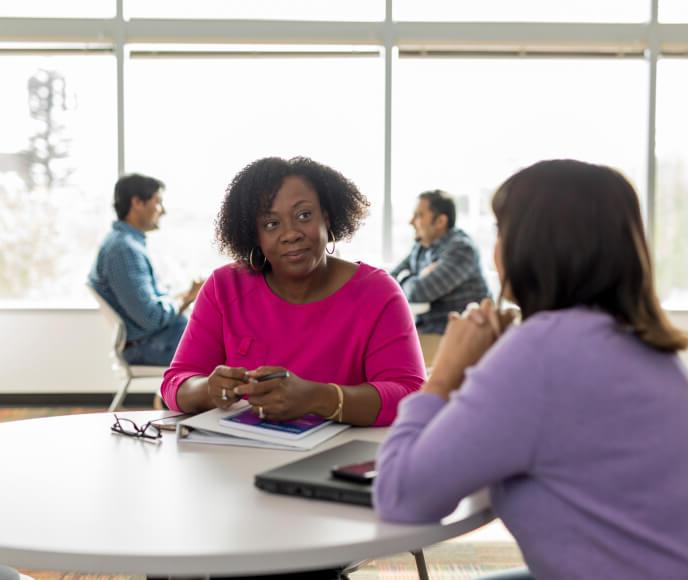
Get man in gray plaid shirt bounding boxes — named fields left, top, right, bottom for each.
left=391, top=190, right=490, bottom=339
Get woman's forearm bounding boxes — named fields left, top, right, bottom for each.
left=340, top=384, right=382, bottom=426
left=175, top=375, right=214, bottom=413
left=309, top=382, right=382, bottom=427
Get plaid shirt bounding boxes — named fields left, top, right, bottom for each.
left=391, top=228, right=490, bottom=334
left=88, top=221, right=180, bottom=342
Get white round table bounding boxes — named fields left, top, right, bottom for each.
left=0, top=411, right=493, bottom=576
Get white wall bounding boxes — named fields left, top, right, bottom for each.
left=0, top=308, right=159, bottom=394
left=0, top=308, right=686, bottom=395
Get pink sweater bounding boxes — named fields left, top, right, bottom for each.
left=161, top=262, right=425, bottom=426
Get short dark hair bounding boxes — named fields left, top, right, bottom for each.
left=113, top=173, right=165, bottom=220
left=216, top=156, right=370, bottom=267
left=492, top=159, right=687, bottom=352
left=418, top=189, right=456, bottom=229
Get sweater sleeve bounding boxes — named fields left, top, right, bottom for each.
left=364, top=274, right=426, bottom=426
left=400, top=238, right=480, bottom=303
left=107, top=241, right=179, bottom=332
left=160, top=273, right=226, bottom=411
left=373, top=324, right=547, bottom=522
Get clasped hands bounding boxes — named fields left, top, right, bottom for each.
left=208, top=365, right=314, bottom=421
left=424, top=298, right=518, bottom=399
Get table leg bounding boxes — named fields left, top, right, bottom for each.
left=411, top=549, right=429, bottom=580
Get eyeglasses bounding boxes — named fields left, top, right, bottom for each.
left=111, top=413, right=189, bottom=441
left=111, top=415, right=162, bottom=441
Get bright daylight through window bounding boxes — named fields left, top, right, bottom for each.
left=126, top=52, right=383, bottom=287
left=393, top=0, right=648, bottom=22
left=126, top=0, right=383, bottom=20
left=0, top=1, right=687, bottom=310
left=393, top=57, right=647, bottom=294
left=656, top=59, right=688, bottom=309
left=0, top=55, right=116, bottom=302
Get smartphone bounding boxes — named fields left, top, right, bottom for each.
left=255, top=370, right=289, bottom=382
left=331, top=460, right=377, bottom=485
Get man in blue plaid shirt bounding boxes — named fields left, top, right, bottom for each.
left=391, top=190, right=490, bottom=339
left=88, top=174, right=202, bottom=366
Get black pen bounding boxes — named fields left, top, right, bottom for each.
left=253, top=370, right=290, bottom=383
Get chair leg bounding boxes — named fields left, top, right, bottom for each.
left=109, top=376, right=132, bottom=412
left=153, top=393, right=165, bottom=410
left=342, top=560, right=367, bottom=575
left=412, top=549, right=429, bottom=580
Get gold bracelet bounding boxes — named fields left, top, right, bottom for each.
left=325, top=383, right=344, bottom=422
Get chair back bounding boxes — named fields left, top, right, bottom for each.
left=88, top=284, right=167, bottom=411
left=87, top=284, right=130, bottom=374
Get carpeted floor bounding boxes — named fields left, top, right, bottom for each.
left=0, top=407, right=108, bottom=422
left=351, top=538, right=525, bottom=578
left=1, top=407, right=525, bottom=579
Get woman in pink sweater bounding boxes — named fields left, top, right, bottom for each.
left=161, top=157, right=425, bottom=427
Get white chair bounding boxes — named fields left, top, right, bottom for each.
left=87, top=285, right=166, bottom=412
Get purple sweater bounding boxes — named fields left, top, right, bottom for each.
left=374, top=307, right=688, bottom=579
left=161, top=262, right=425, bottom=425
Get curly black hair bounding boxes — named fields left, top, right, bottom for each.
left=215, top=156, right=370, bottom=266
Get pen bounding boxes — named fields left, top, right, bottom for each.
left=254, top=370, right=290, bottom=382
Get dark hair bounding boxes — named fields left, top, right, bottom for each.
left=216, top=156, right=370, bottom=266
left=492, top=159, right=687, bottom=352
left=418, top=189, right=456, bottom=229
left=113, top=173, right=165, bottom=220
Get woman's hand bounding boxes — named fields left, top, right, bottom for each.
left=207, top=365, right=248, bottom=410
left=233, top=366, right=320, bottom=421
left=423, top=299, right=516, bottom=399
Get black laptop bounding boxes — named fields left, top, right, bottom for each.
left=254, top=440, right=379, bottom=507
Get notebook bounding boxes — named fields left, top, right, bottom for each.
left=254, top=439, right=379, bottom=507
left=176, top=403, right=349, bottom=451
left=219, top=409, right=332, bottom=440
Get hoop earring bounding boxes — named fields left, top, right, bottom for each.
left=248, top=247, right=267, bottom=271
left=326, top=230, right=336, bottom=255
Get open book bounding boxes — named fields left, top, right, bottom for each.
left=176, top=401, right=349, bottom=451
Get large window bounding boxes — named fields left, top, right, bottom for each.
left=655, top=59, right=688, bottom=308
left=126, top=0, right=384, bottom=20
left=393, top=57, right=648, bottom=288
left=126, top=50, right=384, bottom=285
left=1, top=3, right=688, bottom=310
left=659, top=0, right=688, bottom=22
left=0, top=54, right=116, bottom=302
left=394, top=0, right=648, bottom=22
left=0, top=1, right=114, bottom=18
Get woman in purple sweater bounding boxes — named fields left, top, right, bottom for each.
left=374, top=159, right=688, bottom=579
